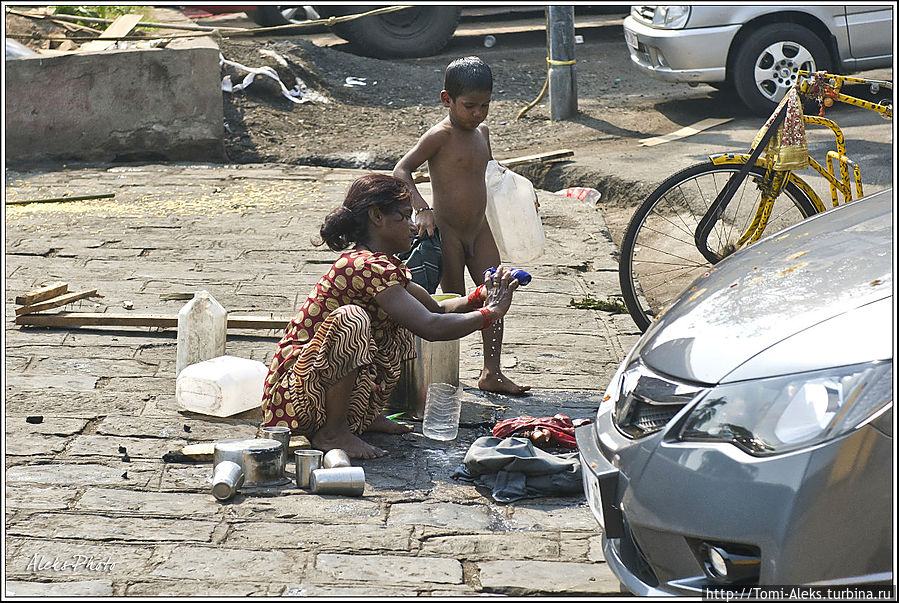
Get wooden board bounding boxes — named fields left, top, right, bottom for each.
left=412, top=149, right=573, bottom=183
left=79, top=13, right=143, bottom=52
left=16, top=289, right=99, bottom=316
left=164, top=436, right=311, bottom=463
left=15, top=282, right=68, bottom=306
left=15, top=312, right=292, bottom=331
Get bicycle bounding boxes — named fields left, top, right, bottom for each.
left=618, top=70, right=892, bottom=332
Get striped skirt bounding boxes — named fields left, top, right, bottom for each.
left=261, top=304, right=406, bottom=435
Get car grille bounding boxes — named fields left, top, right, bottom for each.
left=613, top=363, right=707, bottom=439
left=631, top=6, right=655, bottom=24
left=622, top=401, right=685, bottom=438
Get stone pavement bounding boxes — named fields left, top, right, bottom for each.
left=4, top=163, right=641, bottom=597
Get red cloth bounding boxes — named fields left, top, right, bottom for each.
left=492, top=414, right=588, bottom=449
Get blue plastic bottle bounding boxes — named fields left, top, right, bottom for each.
left=486, top=267, right=532, bottom=286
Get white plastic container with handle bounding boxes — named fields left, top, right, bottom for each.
left=484, top=160, right=545, bottom=264
left=176, top=355, right=269, bottom=417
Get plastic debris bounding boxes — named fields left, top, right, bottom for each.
left=554, top=187, right=602, bottom=206
left=484, top=35, right=496, bottom=48
left=220, top=54, right=329, bottom=104
left=344, top=77, right=367, bottom=87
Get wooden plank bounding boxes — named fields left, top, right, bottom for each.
left=164, top=436, right=311, bottom=463
left=15, top=312, right=292, bottom=330
left=16, top=289, right=100, bottom=316
left=502, top=149, right=574, bottom=167
left=411, top=149, right=574, bottom=183
left=16, top=313, right=178, bottom=328
left=639, top=118, right=733, bottom=147
left=15, top=282, right=68, bottom=306
left=79, top=13, right=143, bottom=52
left=6, top=193, right=115, bottom=206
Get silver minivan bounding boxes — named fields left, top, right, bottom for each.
left=576, top=189, right=893, bottom=594
left=623, top=5, right=893, bottom=114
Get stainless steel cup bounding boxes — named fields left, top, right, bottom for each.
left=310, top=466, right=365, bottom=496
left=260, top=425, right=291, bottom=475
left=322, top=448, right=352, bottom=469
left=212, top=460, right=245, bottom=501
left=294, top=449, right=323, bottom=489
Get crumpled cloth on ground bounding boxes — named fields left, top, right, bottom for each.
left=492, top=414, right=583, bottom=449
left=452, top=436, right=582, bottom=503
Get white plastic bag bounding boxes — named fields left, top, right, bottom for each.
left=484, top=160, right=545, bottom=264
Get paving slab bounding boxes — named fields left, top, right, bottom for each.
left=477, top=559, right=621, bottom=595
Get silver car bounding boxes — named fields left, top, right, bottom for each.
left=623, top=5, right=893, bottom=114
left=576, top=189, right=893, bottom=595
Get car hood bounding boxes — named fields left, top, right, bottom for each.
left=633, top=190, right=893, bottom=385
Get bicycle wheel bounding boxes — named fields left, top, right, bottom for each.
left=619, top=161, right=818, bottom=332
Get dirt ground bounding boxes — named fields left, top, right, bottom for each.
left=5, top=9, right=716, bottom=235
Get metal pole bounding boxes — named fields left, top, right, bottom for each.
left=547, top=6, right=577, bottom=120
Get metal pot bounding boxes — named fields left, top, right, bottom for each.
left=213, top=438, right=289, bottom=487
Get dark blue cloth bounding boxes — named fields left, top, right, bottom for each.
left=398, top=228, right=442, bottom=294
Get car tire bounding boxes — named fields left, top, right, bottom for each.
left=249, top=6, right=330, bottom=34
left=330, top=6, right=461, bottom=59
left=732, top=23, right=831, bottom=116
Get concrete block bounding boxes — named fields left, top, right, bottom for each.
left=476, top=559, right=621, bottom=595
left=5, top=38, right=225, bottom=165
left=386, top=501, right=493, bottom=531
left=147, top=545, right=305, bottom=581
left=7, top=540, right=155, bottom=581
left=311, top=553, right=463, bottom=585
left=225, top=521, right=413, bottom=553
left=5, top=462, right=157, bottom=487
left=419, top=532, right=560, bottom=561
left=5, top=580, right=115, bottom=597
left=75, top=487, right=224, bottom=516
left=5, top=485, right=80, bottom=511
left=6, top=512, right=217, bottom=543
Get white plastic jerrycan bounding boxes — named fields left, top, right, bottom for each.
left=484, top=160, right=545, bottom=264
left=176, top=355, right=269, bottom=417
left=176, top=290, right=227, bottom=376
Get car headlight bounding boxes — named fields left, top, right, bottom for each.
left=652, top=6, right=690, bottom=29
left=675, top=361, right=893, bottom=456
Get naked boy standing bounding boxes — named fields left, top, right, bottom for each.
left=393, top=56, right=529, bottom=395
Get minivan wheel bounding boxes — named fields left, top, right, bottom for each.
left=732, top=23, right=830, bottom=116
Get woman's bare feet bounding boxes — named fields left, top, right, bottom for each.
left=365, top=414, right=414, bottom=435
left=478, top=370, right=531, bottom=395
left=310, top=426, right=387, bottom=459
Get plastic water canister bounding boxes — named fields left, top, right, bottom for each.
left=484, top=160, right=545, bottom=264
left=176, top=291, right=227, bottom=376
left=176, top=355, right=269, bottom=417
left=421, top=382, right=462, bottom=441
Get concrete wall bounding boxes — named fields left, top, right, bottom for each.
left=4, top=36, right=226, bottom=165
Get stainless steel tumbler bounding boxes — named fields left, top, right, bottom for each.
left=211, top=460, right=244, bottom=501
left=260, top=425, right=291, bottom=475
left=322, top=448, right=352, bottom=469
left=310, top=466, right=365, bottom=496
left=294, top=449, right=323, bottom=489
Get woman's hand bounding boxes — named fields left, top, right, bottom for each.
left=483, top=265, right=519, bottom=320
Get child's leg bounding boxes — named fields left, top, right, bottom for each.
left=467, top=225, right=531, bottom=395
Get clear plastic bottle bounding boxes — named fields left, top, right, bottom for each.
left=176, top=290, right=227, bottom=376
left=421, top=382, right=462, bottom=441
